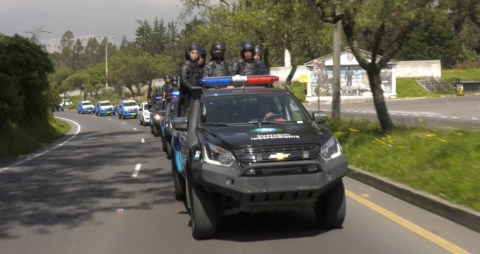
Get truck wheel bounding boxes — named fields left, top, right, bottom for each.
left=123, top=115, right=126, bottom=119
left=171, top=157, right=186, bottom=201
left=188, top=173, right=216, bottom=240
left=314, top=180, right=346, bottom=229
left=166, top=139, right=172, bottom=160
left=153, top=125, right=160, bottom=137
left=161, top=136, right=167, bottom=152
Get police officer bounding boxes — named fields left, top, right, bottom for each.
left=195, top=48, right=208, bottom=81
left=232, top=41, right=269, bottom=75
left=179, top=43, right=202, bottom=116
left=162, top=74, right=172, bottom=99
left=150, top=87, right=162, bottom=106
left=165, top=74, right=180, bottom=95
left=254, top=46, right=269, bottom=74
left=205, top=42, right=231, bottom=77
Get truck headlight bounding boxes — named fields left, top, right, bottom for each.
left=321, top=136, right=342, bottom=161
left=155, top=115, right=161, bottom=120
left=203, top=143, right=235, bottom=167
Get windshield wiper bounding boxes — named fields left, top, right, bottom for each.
left=203, top=122, right=231, bottom=127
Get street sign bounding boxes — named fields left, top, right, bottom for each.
left=314, top=59, right=325, bottom=74
left=299, top=75, right=308, bottom=83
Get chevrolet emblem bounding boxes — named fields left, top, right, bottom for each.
left=269, top=153, right=291, bottom=160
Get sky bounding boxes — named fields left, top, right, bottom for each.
left=0, top=0, right=182, bottom=44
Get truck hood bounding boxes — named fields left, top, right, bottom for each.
left=198, top=123, right=333, bottom=150
left=123, top=106, right=139, bottom=110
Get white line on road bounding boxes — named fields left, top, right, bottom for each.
left=427, top=115, right=432, bottom=117
left=141, top=138, right=145, bottom=143
left=392, top=113, right=397, bottom=115
left=133, top=128, right=137, bottom=131
left=451, top=117, right=458, bottom=119
left=108, top=118, right=112, bottom=120
left=362, top=111, right=367, bottom=113
left=473, top=118, right=479, bottom=120
left=1, top=117, right=81, bottom=172
left=122, top=122, right=126, bottom=124
left=402, top=114, right=408, bottom=116
left=354, top=111, right=358, bottom=112
left=441, top=116, right=447, bottom=118
left=132, top=164, right=142, bottom=177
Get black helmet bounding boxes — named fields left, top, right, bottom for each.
left=155, top=88, right=161, bottom=93
left=164, top=74, right=172, bottom=82
left=240, top=41, right=255, bottom=59
left=210, top=42, right=226, bottom=60
left=184, top=43, right=202, bottom=61
left=172, top=75, right=179, bottom=83
left=200, top=47, right=206, bottom=59
left=254, top=46, right=264, bottom=60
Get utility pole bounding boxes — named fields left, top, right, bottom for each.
left=332, top=20, right=342, bottom=120
left=96, top=35, right=115, bottom=97
left=25, top=26, right=51, bottom=46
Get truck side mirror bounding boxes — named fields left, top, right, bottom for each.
left=312, top=111, right=328, bottom=124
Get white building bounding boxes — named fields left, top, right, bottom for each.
left=303, top=49, right=398, bottom=102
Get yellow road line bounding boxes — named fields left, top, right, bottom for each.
left=345, top=190, right=470, bottom=254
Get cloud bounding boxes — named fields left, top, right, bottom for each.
left=0, top=0, right=181, bottom=42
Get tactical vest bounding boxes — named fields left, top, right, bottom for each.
left=209, top=61, right=231, bottom=76
left=241, top=60, right=258, bottom=75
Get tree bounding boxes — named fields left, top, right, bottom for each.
left=84, top=37, right=100, bottom=66
left=0, top=34, right=54, bottom=124
left=312, top=0, right=442, bottom=132
left=72, top=39, right=85, bottom=70
left=135, top=18, right=167, bottom=56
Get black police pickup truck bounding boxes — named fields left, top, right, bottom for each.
left=149, top=96, right=165, bottom=137
left=170, top=75, right=348, bottom=239
left=160, top=91, right=180, bottom=159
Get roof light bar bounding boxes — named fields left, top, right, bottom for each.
left=197, top=75, right=279, bottom=86
left=170, top=91, right=180, bottom=96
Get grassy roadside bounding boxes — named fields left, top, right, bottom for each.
left=0, top=117, right=71, bottom=162
left=324, top=119, right=480, bottom=212
left=396, top=78, right=443, bottom=98
left=442, top=69, right=480, bottom=85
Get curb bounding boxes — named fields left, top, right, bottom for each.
left=347, top=165, right=480, bottom=233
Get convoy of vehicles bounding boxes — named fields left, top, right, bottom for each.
left=55, top=76, right=347, bottom=240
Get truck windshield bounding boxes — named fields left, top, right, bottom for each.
left=201, top=93, right=311, bottom=125
left=100, top=102, right=112, bottom=106
left=124, top=102, right=137, bottom=107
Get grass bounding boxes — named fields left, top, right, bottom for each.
left=0, top=116, right=71, bottom=162
left=324, top=119, right=480, bottom=211
left=442, top=69, right=480, bottom=85
left=291, top=82, right=307, bottom=102
left=396, top=78, right=443, bottom=98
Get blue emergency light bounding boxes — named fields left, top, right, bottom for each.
left=171, top=91, right=180, bottom=96
left=197, top=75, right=279, bottom=86
left=155, top=96, right=163, bottom=101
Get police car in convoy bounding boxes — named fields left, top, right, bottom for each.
left=170, top=75, right=348, bottom=239
left=76, top=100, right=95, bottom=114
left=95, top=100, right=115, bottom=116
left=159, top=90, right=180, bottom=159
left=138, top=101, right=151, bottom=126
left=117, top=99, right=139, bottom=119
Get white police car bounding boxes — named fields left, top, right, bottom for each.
left=77, top=100, right=95, bottom=114
left=139, top=102, right=151, bottom=126
left=95, top=100, right=115, bottom=116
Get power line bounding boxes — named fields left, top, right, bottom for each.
left=25, top=26, right=51, bottom=44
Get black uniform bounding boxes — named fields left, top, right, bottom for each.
left=194, top=48, right=208, bottom=81
left=179, top=44, right=202, bottom=116
left=232, top=41, right=268, bottom=75
left=205, top=42, right=232, bottom=77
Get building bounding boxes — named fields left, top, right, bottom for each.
left=303, top=49, right=398, bottom=102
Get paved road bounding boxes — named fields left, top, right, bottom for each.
left=1, top=110, right=479, bottom=254
left=305, top=95, right=480, bottom=130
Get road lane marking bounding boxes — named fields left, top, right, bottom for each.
left=346, top=190, right=470, bottom=254
left=1, top=117, right=81, bottom=172
left=122, top=122, right=126, bottom=124
left=441, top=116, right=447, bottom=118
left=133, top=128, right=137, bottom=131
left=141, top=138, right=145, bottom=143
left=392, top=113, right=397, bottom=115
left=427, top=115, right=432, bottom=117
left=451, top=117, right=458, bottom=119
left=132, top=164, right=142, bottom=178
left=472, top=118, right=479, bottom=120
left=109, top=118, right=112, bottom=120
left=402, top=114, right=408, bottom=116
